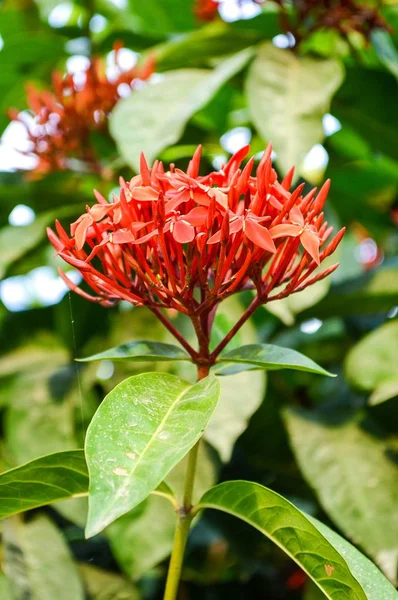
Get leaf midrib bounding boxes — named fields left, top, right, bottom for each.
left=96, top=380, right=192, bottom=511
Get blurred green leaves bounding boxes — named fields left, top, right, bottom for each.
left=345, top=320, right=398, bottom=405
left=110, top=49, right=253, bottom=170
left=284, top=407, right=398, bottom=582
left=246, top=43, right=344, bottom=174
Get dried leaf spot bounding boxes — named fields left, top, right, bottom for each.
left=126, top=452, right=137, bottom=460
left=324, top=564, right=335, bottom=576
left=113, top=467, right=129, bottom=476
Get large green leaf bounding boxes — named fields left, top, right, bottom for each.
left=2, top=514, right=85, bottom=600
left=0, top=450, right=88, bottom=520
left=110, top=49, right=253, bottom=171
left=196, top=481, right=366, bottom=599
left=85, top=373, right=220, bottom=537
left=108, top=441, right=215, bottom=579
left=309, top=516, right=398, bottom=600
left=217, top=344, right=334, bottom=377
left=246, top=42, right=344, bottom=174
left=5, top=366, right=77, bottom=464
left=284, top=408, right=398, bottom=581
left=78, top=341, right=191, bottom=363
left=345, top=321, right=398, bottom=404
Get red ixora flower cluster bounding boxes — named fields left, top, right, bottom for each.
left=48, top=144, right=344, bottom=323
left=9, top=45, right=154, bottom=178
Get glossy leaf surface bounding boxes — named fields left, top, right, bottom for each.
left=197, top=480, right=366, bottom=600
left=217, top=344, right=334, bottom=376
left=78, top=340, right=191, bottom=363
left=85, top=373, right=220, bottom=537
left=0, top=450, right=88, bottom=520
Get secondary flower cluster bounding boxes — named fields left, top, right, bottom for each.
left=48, top=145, right=344, bottom=315
left=288, top=0, right=390, bottom=41
left=9, top=45, right=154, bottom=178
left=195, top=0, right=389, bottom=42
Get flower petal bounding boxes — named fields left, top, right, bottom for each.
left=301, top=229, right=320, bottom=265
left=74, top=214, right=93, bottom=250
left=269, top=223, right=301, bottom=239
left=290, top=205, right=304, bottom=226
left=184, top=206, right=208, bottom=226
left=131, top=186, right=159, bottom=201
left=173, top=220, right=195, bottom=243
left=244, top=219, right=276, bottom=252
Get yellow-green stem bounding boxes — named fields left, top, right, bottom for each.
left=163, top=365, right=209, bottom=600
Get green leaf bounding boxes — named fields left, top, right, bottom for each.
left=79, top=564, right=140, bottom=600
left=284, top=407, right=398, bottom=582
left=107, top=495, right=176, bottom=581
left=123, top=0, right=196, bottom=36
left=85, top=373, right=220, bottom=537
left=309, top=516, right=398, bottom=600
left=78, top=340, right=191, bottom=363
left=246, top=42, right=344, bottom=174
left=217, top=344, right=334, bottom=377
left=0, top=450, right=88, bottom=520
left=345, top=321, right=398, bottom=400
left=154, top=11, right=280, bottom=71
left=2, top=514, right=85, bottom=600
left=196, top=481, right=367, bottom=600
left=369, top=379, right=398, bottom=407
left=5, top=366, right=78, bottom=464
left=110, top=49, right=253, bottom=171
left=371, top=30, right=398, bottom=81
left=0, top=573, right=13, bottom=600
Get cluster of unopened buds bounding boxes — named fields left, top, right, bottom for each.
left=48, top=144, right=344, bottom=360
left=9, top=44, right=155, bottom=178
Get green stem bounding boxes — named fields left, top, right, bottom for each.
left=163, top=365, right=209, bottom=600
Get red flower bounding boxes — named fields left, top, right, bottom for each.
left=48, top=144, right=344, bottom=316
left=9, top=44, right=155, bottom=178
left=270, top=203, right=325, bottom=265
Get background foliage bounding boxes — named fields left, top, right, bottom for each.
left=0, top=0, right=397, bottom=598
